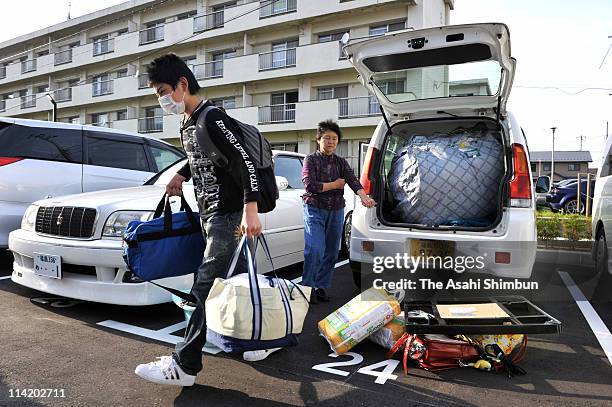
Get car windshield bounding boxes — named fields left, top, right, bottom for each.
left=371, top=60, right=503, bottom=104
left=144, top=158, right=191, bottom=186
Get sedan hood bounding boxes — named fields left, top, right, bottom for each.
left=33, top=185, right=168, bottom=211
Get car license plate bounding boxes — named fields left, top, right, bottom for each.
left=34, top=253, right=62, bottom=279
left=409, top=239, right=455, bottom=258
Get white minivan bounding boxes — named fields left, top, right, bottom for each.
left=343, top=23, right=537, bottom=286
left=0, top=118, right=185, bottom=248
left=591, top=138, right=612, bottom=281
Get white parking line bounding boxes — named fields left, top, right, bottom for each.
left=0, top=276, right=11, bottom=280
left=559, top=271, right=612, bottom=367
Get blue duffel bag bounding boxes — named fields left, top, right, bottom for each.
left=122, top=194, right=204, bottom=301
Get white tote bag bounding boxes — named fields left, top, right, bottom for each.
left=205, top=234, right=311, bottom=352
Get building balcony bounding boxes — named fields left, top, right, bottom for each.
left=0, top=99, right=5, bottom=112
left=92, top=80, right=114, bottom=97
left=193, top=10, right=224, bottom=32
left=258, top=103, right=296, bottom=124
left=21, top=59, right=36, bottom=73
left=138, top=116, right=164, bottom=133
left=139, top=25, right=165, bottom=45
left=20, top=95, right=36, bottom=109
left=93, top=38, right=114, bottom=56
left=260, top=0, right=297, bottom=19
left=338, top=96, right=381, bottom=119
left=258, top=48, right=296, bottom=71
left=54, top=49, right=73, bottom=66
left=54, top=88, right=72, bottom=102
left=87, top=121, right=112, bottom=128
left=194, top=61, right=223, bottom=80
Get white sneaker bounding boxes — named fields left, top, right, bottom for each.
left=243, top=347, right=282, bottom=362
left=134, top=356, right=196, bottom=386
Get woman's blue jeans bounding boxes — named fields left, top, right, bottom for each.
left=302, top=204, right=344, bottom=289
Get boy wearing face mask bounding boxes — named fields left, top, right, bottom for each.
left=134, top=53, right=262, bottom=386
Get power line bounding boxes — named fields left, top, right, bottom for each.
left=599, top=36, right=612, bottom=70
left=513, top=85, right=612, bottom=95
left=2, top=0, right=276, bottom=115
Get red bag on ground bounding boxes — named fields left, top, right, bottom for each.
left=388, top=333, right=481, bottom=373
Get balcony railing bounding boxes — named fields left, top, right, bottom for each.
left=260, top=0, right=297, bottom=18
left=258, top=48, right=296, bottom=71
left=0, top=65, right=6, bottom=79
left=139, top=25, right=165, bottom=45
left=92, top=80, right=114, bottom=97
left=54, top=49, right=73, bottom=66
left=258, top=104, right=296, bottom=124
left=193, top=10, right=224, bottom=32
left=93, top=38, right=114, bottom=56
left=338, top=97, right=381, bottom=119
left=21, top=59, right=36, bottom=74
left=21, top=95, right=36, bottom=109
left=54, top=88, right=72, bottom=102
left=138, top=116, right=164, bottom=133
left=138, top=74, right=150, bottom=89
left=194, top=61, right=224, bottom=80
left=0, top=99, right=5, bottom=112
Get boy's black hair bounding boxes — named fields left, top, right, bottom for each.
left=147, top=54, right=201, bottom=94
left=316, top=119, right=342, bottom=141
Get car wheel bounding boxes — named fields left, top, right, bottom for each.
left=596, top=231, right=610, bottom=276
left=340, top=211, right=352, bottom=259
left=350, top=259, right=361, bottom=289
left=564, top=199, right=582, bottom=214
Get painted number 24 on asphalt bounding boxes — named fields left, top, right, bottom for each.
left=312, top=352, right=400, bottom=385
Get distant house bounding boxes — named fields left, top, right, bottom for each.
left=530, top=151, right=594, bottom=182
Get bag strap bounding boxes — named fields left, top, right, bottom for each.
left=148, top=281, right=198, bottom=304
left=152, top=193, right=200, bottom=232
left=195, top=105, right=230, bottom=169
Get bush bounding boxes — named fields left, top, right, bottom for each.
left=562, top=214, right=591, bottom=241
left=537, top=214, right=563, bottom=241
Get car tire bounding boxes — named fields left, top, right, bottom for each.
left=340, top=211, right=352, bottom=259
left=564, top=199, right=582, bottom=214
left=350, top=259, right=361, bottom=289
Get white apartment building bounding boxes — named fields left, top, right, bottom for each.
left=0, top=0, right=453, bottom=171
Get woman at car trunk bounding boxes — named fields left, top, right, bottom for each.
left=301, top=120, right=375, bottom=302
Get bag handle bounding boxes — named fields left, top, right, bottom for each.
left=153, top=193, right=200, bottom=233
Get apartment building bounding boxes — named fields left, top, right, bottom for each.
left=0, top=0, right=453, bottom=172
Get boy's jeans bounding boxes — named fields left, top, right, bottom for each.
left=172, top=210, right=246, bottom=375
left=302, top=204, right=344, bottom=289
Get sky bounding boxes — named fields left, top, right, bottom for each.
left=0, top=0, right=611, bottom=166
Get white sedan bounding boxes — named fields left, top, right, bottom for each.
left=9, top=151, right=355, bottom=306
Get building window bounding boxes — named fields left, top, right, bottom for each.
left=376, top=79, right=405, bottom=94
left=91, top=113, right=110, bottom=127
left=116, top=28, right=128, bottom=36
left=317, top=31, right=346, bottom=43
left=530, top=163, right=536, bottom=173
left=271, top=143, right=298, bottom=152
left=211, top=97, right=237, bottom=110
left=115, top=69, right=128, bottom=78
left=568, top=163, right=580, bottom=171
left=177, top=10, right=197, bottom=20
left=116, top=109, right=127, bottom=121
left=35, top=85, right=49, bottom=94
left=369, top=21, right=406, bottom=37
left=543, top=163, right=551, bottom=172
left=317, top=85, right=348, bottom=100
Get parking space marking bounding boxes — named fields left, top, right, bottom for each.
left=559, top=271, right=612, bottom=367
left=0, top=276, right=12, bottom=280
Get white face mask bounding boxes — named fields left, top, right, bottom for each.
left=158, top=90, right=185, bottom=115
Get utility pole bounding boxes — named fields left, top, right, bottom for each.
left=577, top=135, right=586, bottom=151
left=550, top=127, right=557, bottom=182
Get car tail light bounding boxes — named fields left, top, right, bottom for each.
left=360, top=146, right=378, bottom=195
left=0, top=157, right=22, bottom=167
left=509, top=144, right=531, bottom=208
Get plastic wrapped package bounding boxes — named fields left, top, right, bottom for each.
left=388, top=131, right=504, bottom=226
left=318, top=288, right=401, bottom=355
left=368, top=312, right=405, bottom=349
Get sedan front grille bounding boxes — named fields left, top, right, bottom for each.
left=35, top=206, right=97, bottom=238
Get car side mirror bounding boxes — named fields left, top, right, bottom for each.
left=275, top=176, right=289, bottom=191
left=535, top=176, right=551, bottom=193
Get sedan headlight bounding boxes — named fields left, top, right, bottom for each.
left=21, top=205, right=39, bottom=232
left=103, top=211, right=154, bottom=237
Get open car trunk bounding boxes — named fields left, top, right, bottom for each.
left=378, top=118, right=509, bottom=231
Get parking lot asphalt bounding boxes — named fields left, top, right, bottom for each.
left=0, top=249, right=611, bottom=407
